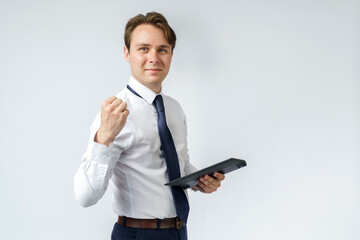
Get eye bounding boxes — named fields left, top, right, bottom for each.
left=139, top=47, right=148, bottom=52
left=159, top=49, right=168, bottom=53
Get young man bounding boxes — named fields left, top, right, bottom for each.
left=74, top=12, right=225, bottom=240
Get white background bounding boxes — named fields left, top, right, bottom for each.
left=1, top=0, right=359, bottom=239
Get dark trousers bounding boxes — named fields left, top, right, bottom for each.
left=111, top=222, right=188, bottom=240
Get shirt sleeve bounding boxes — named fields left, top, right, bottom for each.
left=73, top=112, right=134, bottom=207
left=182, top=114, right=198, bottom=175
left=184, top=158, right=198, bottom=175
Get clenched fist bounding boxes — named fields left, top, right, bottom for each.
left=94, top=96, right=129, bottom=147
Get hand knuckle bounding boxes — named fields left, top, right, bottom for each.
left=101, top=102, right=108, bottom=108
left=105, top=105, right=113, bottom=112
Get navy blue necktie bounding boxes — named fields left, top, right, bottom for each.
left=153, top=95, right=190, bottom=223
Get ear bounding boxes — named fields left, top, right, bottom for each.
left=124, top=46, right=130, bottom=62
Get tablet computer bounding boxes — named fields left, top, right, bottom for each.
left=165, top=158, right=247, bottom=189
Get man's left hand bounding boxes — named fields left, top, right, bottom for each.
left=192, top=172, right=225, bottom=193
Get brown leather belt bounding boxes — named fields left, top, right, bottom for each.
left=118, top=216, right=185, bottom=229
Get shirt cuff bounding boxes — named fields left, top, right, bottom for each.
left=90, top=141, right=114, bottom=165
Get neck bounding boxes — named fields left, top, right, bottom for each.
left=132, top=75, right=162, bottom=94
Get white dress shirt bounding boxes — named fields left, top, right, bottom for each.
left=74, top=77, right=197, bottom=219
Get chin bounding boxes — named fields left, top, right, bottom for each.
left=147, top=76, right=165, bottom=84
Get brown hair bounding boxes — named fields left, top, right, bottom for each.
left=124, top=12, right=176, bottom=51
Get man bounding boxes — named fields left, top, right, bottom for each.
left=74, top=12, right=225, bottom=240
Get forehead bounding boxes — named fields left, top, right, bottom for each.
left=131, top=24, right=170, bottom=46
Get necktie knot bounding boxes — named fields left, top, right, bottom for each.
left=153, top=95, right=165, bottom=113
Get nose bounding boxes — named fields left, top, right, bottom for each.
left=149, top=50, right=160, bottom=64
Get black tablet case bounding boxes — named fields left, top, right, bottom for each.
left=165, top=158, right=247, bottom=189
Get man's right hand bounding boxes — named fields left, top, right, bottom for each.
left=94, top=96, right=129, bottom=147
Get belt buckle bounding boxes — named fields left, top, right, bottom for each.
left=175, top=217, right=182, bottom=229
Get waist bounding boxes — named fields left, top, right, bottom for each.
left=118, top=216, right=185, bottom=229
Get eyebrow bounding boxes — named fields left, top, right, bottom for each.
left=158, top=45, right=171, bottom=49
left=135, top=43, right=171, bottom=49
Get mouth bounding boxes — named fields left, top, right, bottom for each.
left=145, top=68, right=162, bottom=72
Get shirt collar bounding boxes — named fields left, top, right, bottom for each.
left=128, top=76, right=162, bottom=104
